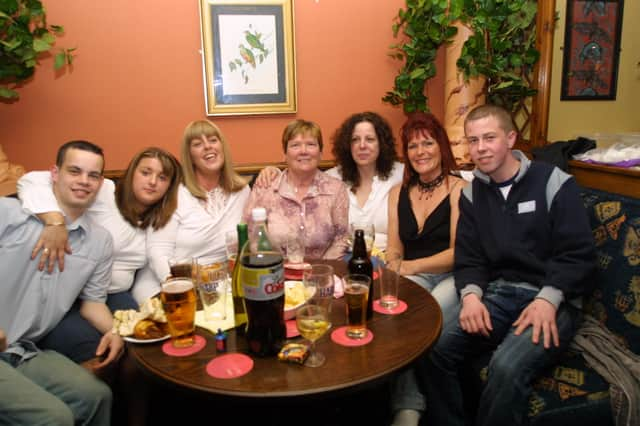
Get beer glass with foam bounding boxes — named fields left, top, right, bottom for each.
left=343, top=274, right=371, bottom=339
left=161, top=277, right=197, bottom=348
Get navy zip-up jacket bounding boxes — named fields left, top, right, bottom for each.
left=454, top=151, right=596, bottom=304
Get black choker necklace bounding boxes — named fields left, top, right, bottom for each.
left=416, top=173, right=445, bottom=200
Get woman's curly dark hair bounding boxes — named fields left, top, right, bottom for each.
left=331, top=112, right=398, bottom=192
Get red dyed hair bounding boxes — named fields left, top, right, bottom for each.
left=400, top=112, right=457, bottom=187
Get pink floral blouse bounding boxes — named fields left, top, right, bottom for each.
left=243, top=170, right=349, bottom=260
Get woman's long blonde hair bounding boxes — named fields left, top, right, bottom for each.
left=180, top=120, right=247, bottom=199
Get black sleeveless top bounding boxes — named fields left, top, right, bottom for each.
left=398, top=186, right=451, bottom=261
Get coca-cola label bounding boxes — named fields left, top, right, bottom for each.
left=240, top=264, right=284, bottom=301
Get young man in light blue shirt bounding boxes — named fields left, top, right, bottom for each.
left=0, top=140, right=122, bottom=426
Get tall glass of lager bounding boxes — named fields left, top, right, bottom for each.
left=160, top=277, right=197, bottom=348
left=344, top=274, right=371, bottom=339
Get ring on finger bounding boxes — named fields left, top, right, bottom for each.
left=43, top=248, right=50, bottom=255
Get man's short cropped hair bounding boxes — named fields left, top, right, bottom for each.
left=464, top=104, right=517, bottom=134
left=55, top=140, right=105, bottom=172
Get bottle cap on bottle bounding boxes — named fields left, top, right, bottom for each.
left=251, top=207, right=267, bottom=222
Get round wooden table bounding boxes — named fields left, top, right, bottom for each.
left=129, top=260, right=442, bottom=399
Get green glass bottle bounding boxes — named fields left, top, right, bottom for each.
left=232, top=223, right=249, bottom=330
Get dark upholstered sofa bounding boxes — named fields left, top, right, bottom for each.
left=465, top=183, right=640, bottom=426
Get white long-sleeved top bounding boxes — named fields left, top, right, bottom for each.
left=325, top=161, right=404, bottom=251
left=146, top=184, right=250, bottom=284
left=17, top=171, right=147, bottom=295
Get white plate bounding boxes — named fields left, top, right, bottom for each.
left=123, top=334, right=171, bottom=344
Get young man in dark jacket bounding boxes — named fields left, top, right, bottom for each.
left=423, top=104, right=596, bottom=426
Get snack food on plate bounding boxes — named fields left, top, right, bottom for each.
left=133, top=319, right=168, bottom=340
left=285, top=281, right=307, bottom=310
left=112, top=297, right=168, bottom=339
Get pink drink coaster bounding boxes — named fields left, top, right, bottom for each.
left=286, top=320, right=300, bottom=338
left=330, top=326, right=374, bottom=347
left=206, top=353, right=254, bottom=379
left=162, top=335, right=206, bottom=357
left=373, top=299, right=408, bottom=315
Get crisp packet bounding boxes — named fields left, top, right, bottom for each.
left=277, top=343, right=309, bottom=365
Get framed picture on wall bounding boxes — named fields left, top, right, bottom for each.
left=199, top=0, right=297, bottom=115
left=560, top=0, right=624, bottom=100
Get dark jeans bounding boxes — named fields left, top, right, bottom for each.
left=38, top=292, right=137, bottom=363
left=422, top=280, right=581, bottom=426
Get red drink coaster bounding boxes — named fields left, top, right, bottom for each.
left=286, top=320, right=300, bottom=338
left=206, top=353, right=254, bottom=379
left=330, top=326, right=374, bottom=347
left=162, top=335, right=206, bottom=357
left=373, top=299, right=408, bottom=315
left=284, top=262, right=311, bottom=280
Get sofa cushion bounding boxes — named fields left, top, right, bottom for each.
left=465, top=350, right=613, bottom=426
left=580, top=187, right=640, bottom=355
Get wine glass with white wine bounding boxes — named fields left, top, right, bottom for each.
left=296, top=304, right=331, bottom=367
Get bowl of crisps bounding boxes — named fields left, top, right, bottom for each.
left=284, top=280, right=315, bottom=320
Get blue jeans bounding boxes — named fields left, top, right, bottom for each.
left=391, top=274, right=460, bottom=413
left=422, top=280, right=581, bottom=426
left=38, top=291, right=138, bottom=363
left=0, top=350, right=111, bottom=425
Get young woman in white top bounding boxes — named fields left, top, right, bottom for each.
left=17, top=147, right=182, bottom=362
left=325, top=111, right=404, bottom=252
left=256, top=112, right=403, bottom=252
left=143, top=120, right=250, bottom=290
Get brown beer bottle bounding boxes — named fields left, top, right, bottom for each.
left=231, top=223, right=249, bottom=331
left=240, top=208, right=286, bottom=357
left=348, top=229, right=374, bottom=319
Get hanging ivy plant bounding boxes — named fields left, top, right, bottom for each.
left=383, top=0, right=539, bottom=115
left=456, top=0, right=539, bottom=111
left=382, top=0, right=458, bottom=114
left=0, top=0, right=75, bottom=99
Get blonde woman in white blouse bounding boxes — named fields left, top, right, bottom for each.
left=144, top=120, right=250, bottom=291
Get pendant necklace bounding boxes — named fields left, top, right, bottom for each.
left=417, top=173, right=445, bottom=200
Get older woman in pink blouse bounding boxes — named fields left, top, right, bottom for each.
left=243, top=119, right=349, bottom=260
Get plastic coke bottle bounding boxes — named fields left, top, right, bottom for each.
left=240, top=207, right=286, bottom=356
left=348, top=228, right=374, bottom=319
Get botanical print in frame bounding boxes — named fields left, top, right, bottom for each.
left=199, top=0, right=297, bottom=115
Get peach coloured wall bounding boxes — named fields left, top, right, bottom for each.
left=0, top=0, right=445, bottom=172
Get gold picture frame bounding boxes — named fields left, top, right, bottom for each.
left=199, top=0, right=297, bottom=116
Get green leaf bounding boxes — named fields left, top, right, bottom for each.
left=33, top=37, right=50, bottom=52
left=409, top=67, right=426, bottom=80
left=54, top=51, right=65, bottom=69
left=41, top=32, right=55, bottom=44
left=0, top=86, right=19, bottom=99
left=494, top=81, right=513, bottom=90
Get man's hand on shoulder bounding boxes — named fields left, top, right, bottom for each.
left=94, top=332, right=124, bottom=368
left=513, top=298, right=559, bottom=349
left=0, top=328, right=6, bottom=352
left=460, top=293, right=493, bottom=337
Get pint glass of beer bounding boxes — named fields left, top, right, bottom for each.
left=160, top=277, right=197, bottom=348
left=343, top=274, right=371, bottom=339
